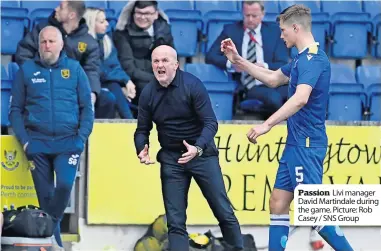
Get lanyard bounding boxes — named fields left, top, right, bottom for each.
left=244, top=26, right=262, bottom=48
left=248, top=31, right=258, bottom=44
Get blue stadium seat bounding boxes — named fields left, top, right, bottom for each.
left=356, top=65, right=381, bottom=90
left=164, top=10, right=202, bottom=57
left=329, top=15, right=372, bottom=59
left=328, top=63, right=366, bottom=120
left=262, top=0, right=279, bottom=13
left=85, top=0, right=107, bottom=9
left=1, top=0, right=20, bottom=8
left=184, top=63, right=229, bottom=82
left=1, top=65, right=12, bottom=127
left=108, top=1, right=125, bottom=15
left=158, top=0, right=199, bottom=57
left=356, top=65, right=381, bottom=118
left=183, top=63, right=267, bottom=115
left=184, top=63, right=236, bottom=120
left=21, top=0, right=59, bottom=14
left=262, top=0, right=280, bottom=23
left=104, top=9, right=117, bottom=32
left=322, top=1, right=371, bottom=59
left=263, top=13, right=279, bottom=23
left=239, top=99, right=268, bottom=114
left=195, top=1, right=238, bottom=16
left=330, top=63, right=367, bottom=104
left=330, top=64, right=357, bottom=84
left=367, top=83, right=381, bottom=94
left=371, top=14, right=381, bottom=58
left=204, top=11, right=242, bottom=53
left=321, top=0, right=361, bottom=16
left=327, top=92, right=364, bottom=121
left=202, top=81, right=237, bottom=121
left=329, top=83, right=367, bottom=109
left=195, top=1, right=242, bottom=54
left=8, top=62, right=20, bottom=81
left=1, top=7, right=28, bottom=54
left=279, top=0, right=321, bottom=13
left=158, top=0, right=194, bottom=11
left=363, top=0, right=381, bottom=19
left=1, top=66, right=8, bottom=80
left=195, top=1, right=240, bottom=37
left=22, top=0, right=58, bottom=30
left=158, top=0, right=199, bottom=56
left=29, top=8, right=53, bottom=30
left=367, top=84, right=381, bottom=121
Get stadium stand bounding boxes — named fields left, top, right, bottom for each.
left=1, top=0, right=380, bottom=123
left=356, top=65, right=381, bottom=120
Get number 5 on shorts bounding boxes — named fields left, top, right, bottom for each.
left=295, top=166, right=303, bottom=183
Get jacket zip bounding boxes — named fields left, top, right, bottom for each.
left=49, top=69, right=55, bottom=140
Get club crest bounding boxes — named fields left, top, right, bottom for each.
left=1, top=150, right=20, bottom=171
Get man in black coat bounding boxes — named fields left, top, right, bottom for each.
left=134, top=45, right=244, bottom=251
left=113, top=0, right=174, bottom=104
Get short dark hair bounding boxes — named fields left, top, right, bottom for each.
left=67, top=0, right=86, bottom=19
left=242, top=0, right=264, bottom=12
left=134, top=1, right=158, bottom=10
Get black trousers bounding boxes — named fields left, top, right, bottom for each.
left=158, top=150, right=244, bottom=251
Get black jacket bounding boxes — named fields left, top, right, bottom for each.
left=113, top=2, right=174, bottom=91
left=134, top=70, right=218, bottom=156
left=15, top=12, right=102, bottom=94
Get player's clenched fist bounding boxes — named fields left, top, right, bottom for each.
left=221, top=38, right=241, bottom=64
left=247, top=123, right=271, bottom=144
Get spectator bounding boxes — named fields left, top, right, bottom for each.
left=84, top=7, right=136, bottom=119
left=10, top=26, right=94, bottom=250
left=15, top=0, right=116, bottom=119
left=206, top=0, right=289, bottom=116
left=113, top=0, right=174, bottom=105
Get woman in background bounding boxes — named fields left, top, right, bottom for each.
left=84, top=7, right=136, bottom=119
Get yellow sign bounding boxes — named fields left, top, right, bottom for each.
left=78, top=42, right=87, bottom=53
left=1, top=136, right=38, bottom=209
left=61, top=69, right=70, bottom=79
left=87, top=123, right=381, bottom=225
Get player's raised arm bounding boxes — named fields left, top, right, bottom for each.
left=221, top=38, right=289, bottom=88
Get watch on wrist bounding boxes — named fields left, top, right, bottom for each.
left=195, top=146, right=203, bottom=157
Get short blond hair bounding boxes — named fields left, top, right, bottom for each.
left=277, top=4, right=312, bottom=31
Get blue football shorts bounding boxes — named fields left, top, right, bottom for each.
left=273, top=145, right=327, bottom=192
